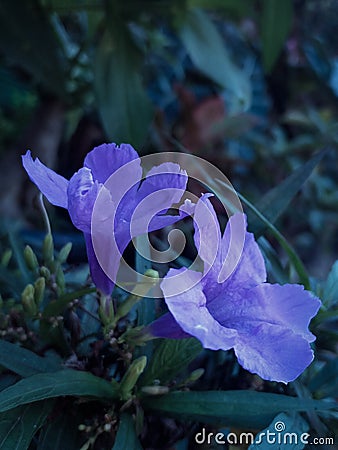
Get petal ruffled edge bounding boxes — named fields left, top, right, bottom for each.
left=206, top=282, right=320, bottom=382
left=234, top=323, right=315, bottom=383
left=84, top=143, right=141, bottom=184
left=248, top=283, right=320, bottom=341
left=22, top=150, right=68, bottom=208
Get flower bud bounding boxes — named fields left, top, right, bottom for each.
left=24, top=246, right=39, bottom=271
left=1, top=249, right=12, bottom=268
left=143, top=269, right=159, bottom=279
left=187, top=368, right=205, bottom=383
left=58, top=242, right=72, bottom=264
left=98, top=296, right=114, bottom=327
left=21, top=284, right=37, bottom=316
left=39, top=266, right=51, bottom=279
left=119, top=356, right=147, bottom=400
left=141, top=385, right=169, bottom=395
left=42, top=234, right=54, bottom=265
left=34, top=277, right=45, bottom=306
left=55, top=265, right=65, bottom=294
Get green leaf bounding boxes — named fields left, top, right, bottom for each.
left=37, top=410, right=82, bottom=450
left=0, top=339, right=61, bottom=377
left=94, top=25, right=153, bottom=147
left=178, top=8, right=251, bottom=112
left=140, top=338, right=202, bottom=387
left=249, top=151, right=326, bottom=237
left=322, top=260, right=338, bottom=308
left=0, top=374, right=19, bottom=393
left=308, top=358, right=338, bottom=398
left=135, top=235, right=155, bottom=327
left=0, top=0, right=67, bottom=96
left=260, top=0, right=293, bottom=72
left=0, top=370, right=118, bottom=413
left=0, top=400, right=54, bottom=450
left=249, top=412, right=309, bottom=449
left=112, top=413, right=142, bottom=450
left=42, top=287, right=96, bottom=318
left=141, top=390, right=336, bottom=429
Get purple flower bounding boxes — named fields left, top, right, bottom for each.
left=22, top=143, right=188, bottom=295
left=150, top=195, right=321, bottom=383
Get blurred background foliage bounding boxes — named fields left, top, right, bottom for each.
left=0, top=0, right=338, bottom=448
left=0, top=0, right=337, bottom=278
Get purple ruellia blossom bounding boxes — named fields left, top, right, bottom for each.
left=22, top=143, right=187, bottom=295
left=150, top=195, right=321, bottom=383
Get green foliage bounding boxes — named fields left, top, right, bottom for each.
left=0, top=339, right=61, bottom=377
left=0, top=370, right=118, bottom=413
left=140, top=338, right=202, bottom=387
left=308, top=358, right=338, bottom=399
left=248, top=150, right=326, bottom=237
left=178, top=8, right=251, bottom=112
left=112, top=413, right=143, bottom=450
left=0, top=401, right=54, bottom=450
left=260, top=0, right=293, bottom=72
left=37, top=411, right=83, bottom=450
left=94, top=24, right=153, bottom=147
left=249, top=412, right=309, bottom=450
left=321, top=260, right=338, bottom=309
left=141, top=390, right=336, bottom=429
left=0, top=0, right=67, bottom=97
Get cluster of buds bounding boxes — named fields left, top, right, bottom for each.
left=21, top=235, right=72, bottom=316
left=21, top=277, right=45, bottom=317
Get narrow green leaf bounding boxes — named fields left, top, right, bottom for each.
left=0, top=400, right=54, bottom=450
left=178, top=8, right=251, bottom=112
left=0, top=339, right=61, bottom=377
left=94, top=26, right=153, bottom=147
left=0, top=370, right=118, bottom=413
left=249, top=412, right=309, bottom=449
left=260, top=0, right=293, bottom=72
left=249, top=151, right=325, bottom=237
left=140, top=338, right=202, bottom=387
left=142, top=391, right=336, bottom=429
left=322, top=260, right=338, bottom=308
left=112, top=413, right=142, bottom=450
left=135, top=235, right=155, bottom=327
left=43, top=287, right=96, bottom=318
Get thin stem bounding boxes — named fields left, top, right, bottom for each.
left=38, top=193, right=51, bottom=235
